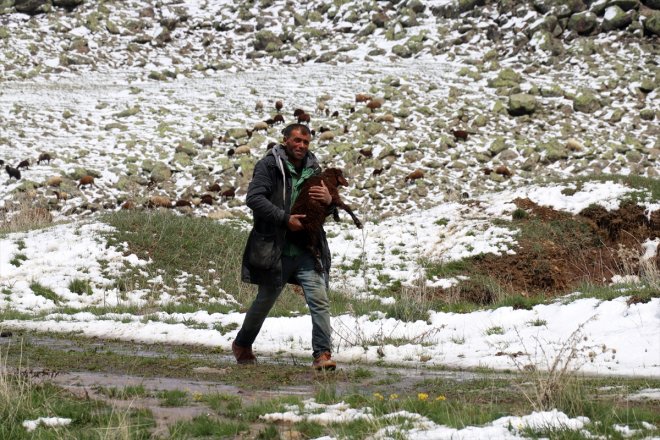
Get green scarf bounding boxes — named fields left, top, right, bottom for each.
left=286, top=160, right=316, bottom=205
left=284, top=161, right=316, bottom=257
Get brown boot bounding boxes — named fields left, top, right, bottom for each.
left=232, top=341, right=256, bottom=365
left=312, top=352, right=336, bottom=371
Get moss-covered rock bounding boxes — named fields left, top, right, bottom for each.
left=150, top=162, right=172, bottom=183
left=508, top=94, right=538, bottom=116
left=602, top=6, right=633, bottom=31
left=572, top=90, right=601, bottom=113
left=253, top=30, right=282, bottom=51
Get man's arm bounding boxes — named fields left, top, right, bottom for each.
left=245, top=160, right=288, bottom=226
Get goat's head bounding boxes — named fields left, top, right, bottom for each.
left=322, top=168, right=348, bottom=187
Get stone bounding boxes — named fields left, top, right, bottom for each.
left=568, top=11, right=598, bottom=34
left=150, top=163, right=172, bottom=183
left=602, top=6, right=633, bottom=31
left=643, top=11, right=660, bottom=35
left=508, top=94, right=538, bottom=116
left=15, top=0, right=49, bottom=14
left=573, top=91, right=601, bottom=113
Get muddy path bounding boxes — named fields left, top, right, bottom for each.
left=1, top=334, right=503, bottom=437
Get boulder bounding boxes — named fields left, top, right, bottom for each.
left=508, top=94, right=538, bottom=116
left=602, top=6, right=633, bottom=31
left=253, top=30, right=283, bottom=51
left=643, top=11, right=660, bottom=35
left=642, top=0, right=660, bottom=8
left=572, top=91, right=601, bottom=113
left=568, top=11, right=598, bottom=34
left=15, top=0, right=49, bottom=14
left=150, top=162, right=172, bottom=183
left=52, top=0, right=83, bottom=9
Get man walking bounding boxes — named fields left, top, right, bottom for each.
left=232, top=123, right=337, bottom=370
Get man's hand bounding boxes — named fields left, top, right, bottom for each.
left=309, top=180, right=332, bottom=205
left=287, top=214, right=306, bottom=231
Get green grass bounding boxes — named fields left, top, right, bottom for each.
left=102, top=210, right=312, bottom=317
left=561, top=283, right=660, bottom=304
left=169, top=414, right=249, bottom=439
left=0, top=372, right=154, bottom=439
left=9, top=253, right=27, bottom=267
left=68, top=278, right=92, bottom=295
left=96, top=384, right=149, bottom=399
left=574, top=174, right=660, bottom=202
left=158, top=389, right=189, bottom=406
left=29, top=282, right=59, bottom=304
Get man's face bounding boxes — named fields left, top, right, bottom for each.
left=283, top=129, right=311, bottom=163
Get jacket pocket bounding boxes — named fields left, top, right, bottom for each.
left=248, top=230, right=279, bottom=270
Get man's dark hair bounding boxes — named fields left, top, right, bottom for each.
left=282, top=123, right=311, bottom=138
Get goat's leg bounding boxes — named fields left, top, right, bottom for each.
left=334, top=201, right=362, bottom=229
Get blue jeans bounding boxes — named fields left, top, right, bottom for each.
left=235, top=252, right=333, bottom=358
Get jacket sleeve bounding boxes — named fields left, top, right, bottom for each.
left=246, top=159, right=288, bottom=226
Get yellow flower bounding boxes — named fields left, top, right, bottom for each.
left=373, top=392, right=384, bottom=400
left=192, top=392, right=203, bottom=402
left=435, top=395, right=446, bottom=401
left=389, top=394, right=399, bottom=400
left=418, top=393, right=429, bottom=401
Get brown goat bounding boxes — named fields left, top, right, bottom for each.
left=297, top=113, right=311, bottom=124
left=221, top=186, right=236, bottom=200
left=451, top=129, right=469, bottom=141
left=290, top=168, right=362, bottom=272
left=38, top=153, right=52, bottom=164
left=275, top=100, right=283, bottom=112
left=207, top=183, right=222, bottom=192
left=355, top=93, right=371, bottom=103
left=366, top=99, right=383, bottom=112
left=405, top=169, right=424, bottom=182
left=494, top=165, right=512, bottom=177
left=273, top=114, right=285, bottom=124
left=77, top=175, right=95, bottom=188
left=16, top=159, right=30, bottom=170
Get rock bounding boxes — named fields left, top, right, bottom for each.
left=487, top=68, right=522, bottom=89
left=568, top=11, right=598, bottom=34
left=15, top=0, right=49, bottom=15
left=508, top=94, right=538, bottom=116
left=253, top=30, right=282, bottom=51
left=602, top=6, right=633, bottom=31
left=640, top=109, right=656, bottom=120
left=642, top=0, right=660, bottom=8
left=572, top=90, right=601, bottom=113
left=607, top=0, right=641, bottom=11
left=150, top=163, right=172, bottom=183
left=392, top=44, right=412, bottom=58
left=643, top=11, right=660, bottom=35
left=52, top=0, right=83, bottom=9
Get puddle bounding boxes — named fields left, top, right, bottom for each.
left=2, top=334, right=509, bottom=436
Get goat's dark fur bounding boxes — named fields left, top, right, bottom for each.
left=289, top=168, right=362, bottom=272
left=5, top=165, right=21, bottom=180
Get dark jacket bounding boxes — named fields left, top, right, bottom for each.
left=241, top=145, right=332, bottom=287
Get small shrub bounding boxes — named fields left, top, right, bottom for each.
left=485, top=326, right=504, bottom=336
left=9, top=254, right=27, bottom=267
left=68, top=278, right=92, bottom=295
left=512, top=208, right=528, bottom=220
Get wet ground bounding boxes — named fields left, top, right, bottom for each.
left=2, top=334, right=503, bottom=437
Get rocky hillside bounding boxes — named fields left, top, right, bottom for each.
left=0, top=0, right=658, bottom=222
